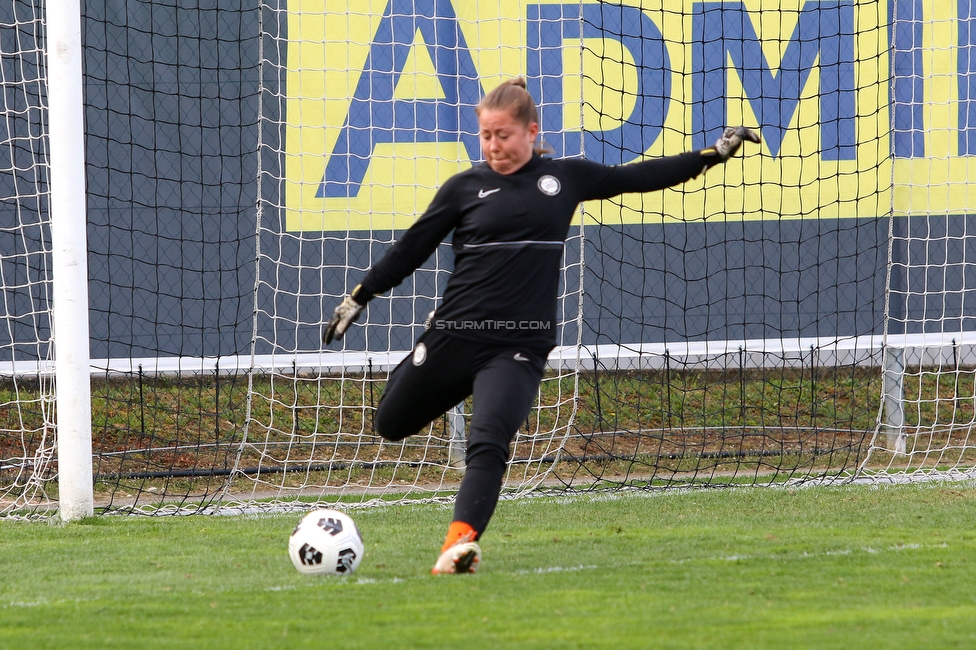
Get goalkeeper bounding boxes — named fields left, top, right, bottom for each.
left=323, top=78, right=759, bottom=575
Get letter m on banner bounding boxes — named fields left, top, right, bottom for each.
left=691, top=1, right=856, bottom=159
left=318, top=0, right=484, bottom=198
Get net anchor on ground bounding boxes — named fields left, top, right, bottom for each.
left=882, top=346, right=907, bottom=455
left=448, top=403, right=466, bottom=469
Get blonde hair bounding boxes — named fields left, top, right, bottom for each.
left=476, top=78, right=552, bottom=155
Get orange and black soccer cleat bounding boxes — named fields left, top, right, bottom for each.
left=432, top=522, right=481, bottom=575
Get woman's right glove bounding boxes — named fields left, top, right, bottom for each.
left=322, top=286, right=367, bottom=345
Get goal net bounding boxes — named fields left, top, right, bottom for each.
left=1, top=0, right=974, bottom=518
left=242, top=0, right=889, bottom=510
left=861, top=0, right=976, bottom=480
left=0, top=0, right=56, bottom=514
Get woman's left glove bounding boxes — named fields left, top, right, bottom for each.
left=701, top=126, right=761, bottom=168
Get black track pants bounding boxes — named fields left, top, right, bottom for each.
left=374, top=330, right=548, bottom=536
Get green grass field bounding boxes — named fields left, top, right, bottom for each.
left=3, top=482, right=976, bottom=649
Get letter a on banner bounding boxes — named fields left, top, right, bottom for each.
left=318, top=0, right=484, bottom=198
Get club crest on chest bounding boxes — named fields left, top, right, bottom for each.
left=537, top=175, right=560, bottom=196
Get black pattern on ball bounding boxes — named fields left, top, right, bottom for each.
left=299, top=543, right=323, bottom=566
left=336, top=548, right=357, bottom=573
left=316, top=517, right=344, bottom=536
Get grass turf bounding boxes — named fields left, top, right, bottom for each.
left=2, top=482, right=976, bottom=649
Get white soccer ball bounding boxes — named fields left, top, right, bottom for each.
left=288, top=508, right=364, bottom=576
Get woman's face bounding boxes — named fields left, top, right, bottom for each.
left=478, top=108, right=539, bottom=175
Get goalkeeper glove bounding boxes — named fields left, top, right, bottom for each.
left=701, top=126, right=761, bottom=168
left=323, top=285, right=368, bottom=345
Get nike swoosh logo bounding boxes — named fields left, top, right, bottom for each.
left=514, top=352, right=530, bottom=362
left=478, top=188, right=500, bottom=198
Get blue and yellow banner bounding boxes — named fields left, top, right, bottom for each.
left=891, top=0, right=976, bottom=216
left=284, top=0, right=974, bottom=231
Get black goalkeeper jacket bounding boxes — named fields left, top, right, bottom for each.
left=357, top=151, right=709, bottom=349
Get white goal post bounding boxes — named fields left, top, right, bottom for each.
left=48, top=0, right=92, bottom=521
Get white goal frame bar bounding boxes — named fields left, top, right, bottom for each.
left=0, top=332, right=966, bottom=378
left=49, top=0, right=93, bottom=522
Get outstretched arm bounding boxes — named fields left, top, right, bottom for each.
left=322, top=177, right=464, bottom=345
left=577, top=126, right=761, bottom=201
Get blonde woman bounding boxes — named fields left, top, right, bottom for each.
left=324, top=78, right=759, bottom=574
